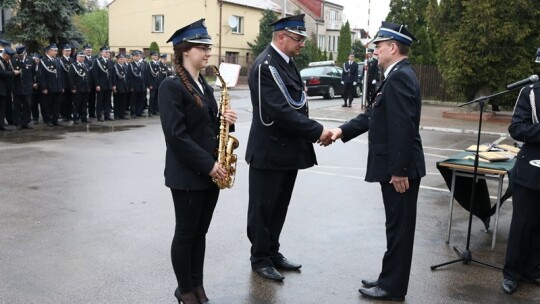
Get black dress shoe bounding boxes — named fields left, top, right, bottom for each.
left=359, top=286, right=405, bottom=302
left=523, top=275, right=540, bottom=285
left=16, top=125, right=23, bottom=130
left=174, top=288, right=199, bottom=304
left=361, top=279, right=378, bottom=288
left=341, top=103, right=347, bottom=107
left=273, top=258, right=302, bottom=270
left=0, top=126, right=10, bottom=131
left=254, top=266, right=284, bottom=281
left=47, top=122, right=54, bottom=127
left=24, top=124, right=33, bottom=129
left=348, top=104, right=352, bottom=107
left=502, top=279, right=518, bottom=294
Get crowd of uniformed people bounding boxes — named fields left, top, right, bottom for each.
left=0, top=42, right=174, bottom=131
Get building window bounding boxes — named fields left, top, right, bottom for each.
left=224, top=51, right=239, bottom=64
left=230, top=16, right=243, bottom=34
left=318, top=35, right=325, bottom=50
left=329, top=10, right=337, bottom=29
left=153, top=15, right=164, bottom=33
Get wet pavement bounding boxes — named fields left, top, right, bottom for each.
left=1, top=91, right=539, bottom=304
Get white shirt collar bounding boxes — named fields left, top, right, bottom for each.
left=270, top=42, right=291, bottom=64
left=384, top=58, right=405, bottom=78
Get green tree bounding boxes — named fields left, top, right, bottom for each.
left=352, top=40, right=366, bottom=61
left=428, top=0, right=540, bottom=101
left=328, top=52, right=334, bottom=61
left=248, top=9, right=278, bottom=57
left=149, top=41, right=160, bottom=54
left=1, top=0, right=85, bottom=53
left=73, top=9, right=108, bottom=51
left=386, top=0, right=436, bottom=65
left=337, top=21, right=352, bottom=64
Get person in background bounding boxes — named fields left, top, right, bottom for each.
left=501, top=51, right=540, bottom=294
left=0, top=47, right=20, bottom=130
left=39, top=43, right=63, bottom=127
left=158, top=18, right=237, bottom=304
left=31, top=53, right=42, bottom=124
left=146, top=51, right=160, bottom=116
left=12, top=45, right=35, bottom=129
left=92, top=46, right=114, bottom=121
left=112, top=53, right=129, bottom=120
left=341, top=52, right=359, bottom=107
left=68, top=51, right=91, bottom=124
left=330, top=22, right=425, bottom=301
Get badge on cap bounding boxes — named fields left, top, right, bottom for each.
left=166, top=18, right=213, bottom=46
left=269, top=14, right=307, bottom=37
left=371, top=21, right=419, bottom=46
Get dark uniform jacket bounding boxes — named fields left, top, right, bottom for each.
left=509, top=83, right=540, bottom=191
left=342, top=61, right=359, bottom=83
left=245, top=45, right=323, bottom=170
left=59, top=56, right=73, bottom=89
left=158, top=74, right=220, bottom=190
left=38, top=55, right=63, bottom=93
left=12, top=56, right=35, bottom=95
left=127, top=61, right=145, bottom=93
left=0, top=57, right=15, bottom=96
left=91, top=56, right=112, bottom=90
left=340, top=59, right=426, bottom=182
left=68, top=61, right=90, bottom=93
left=112, top=63, right=128, bottom=94
left=84, top=55, right=94, bottom=87
left=146, top=60, right=161, bottom=89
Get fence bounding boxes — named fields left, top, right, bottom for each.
left=206, top=55, right=464, bottom=103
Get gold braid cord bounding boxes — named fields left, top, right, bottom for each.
left=213, top=65, right=239, bottom=189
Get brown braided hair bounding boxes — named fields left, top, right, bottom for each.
left=173, top=43, right=203, bottom=108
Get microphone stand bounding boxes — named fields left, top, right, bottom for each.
left=431, top=85, right=523, bottom=271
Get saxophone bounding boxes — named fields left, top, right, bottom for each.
left=212, top=65, right=239, bottom=189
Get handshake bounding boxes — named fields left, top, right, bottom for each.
left=317, top=127, right=343, bottom=147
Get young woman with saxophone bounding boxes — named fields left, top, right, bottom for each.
left=158, top=19, right=237, bottom=304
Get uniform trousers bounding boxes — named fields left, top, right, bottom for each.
left=72, top=92, right=88, bottom=121
left=61, top=92, right=72, bottom=120
left=41, top=92, right=62, bottom=124
left=342, top=82, right=356, bottom=104
left=170, top=187, right=219, bottom=293
left=13, top=94, right=32, bottom=127
left=113, top=93, right=128, bottom=119
left=130, top=91, right=145, bottom=116
left=149, top=88, right=159, bottom=114
left=247, top=167, right=298, bottom=269
left=503, top=183, right=540, bottom=281
left=0, top=95, right=7, bottom=126
left=376, top=178, right=420, bottom=297
left=88, top=90, right=96, bottom=117
left=96, top=90, right=112, bottom=119
left=32, top=91, right=42, bottom=122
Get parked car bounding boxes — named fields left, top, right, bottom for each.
left=301, top=61, right=362, bottom=99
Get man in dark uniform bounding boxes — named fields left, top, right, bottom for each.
left=159, top=53, right=173, bottom=77
left=112, top=53, right=129, bottom=120
left=0, top=47, right=20, bottom=131
left=127, top=50, right=146, bottom=118
left=31, top=53, right=42, bottom=124
left=68, top=51, right=91, bottom=124
left=12, top=45, right=35, bottom=129
left=341, top=52, right=359, bottom=107
left=59, top=44, right=74, bottom=122
left=145, top=51, right=160, bottom=116
left=38, top=43, right=64, bottom=127
left=366, top=48, right=381, bottom=103
left=245, top=14, right=332, bottom=282
left=501, top=50, right=540, bottom=294
left=330, top=22, right=425, bottom=301
left=92, top=46, right=114, bottom=121
left=83, top=44, right=96, bottom=118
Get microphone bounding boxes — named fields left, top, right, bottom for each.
left=506, top=75, right=539, bottom=90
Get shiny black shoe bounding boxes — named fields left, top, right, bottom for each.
left=193, top=285, right=210, bottom=303
left=361, top=279, right=378, bottom=288
left=273, top=258, right=302, bottom=270
left=253, top=266, right=284, bottom=281
left=502, top=279, right=518, bottom=294
left=359, top=286, right=405, bottom=302
left=341, top=103, right=347, bottom=107
left=523, top=275, right=540, bottom=285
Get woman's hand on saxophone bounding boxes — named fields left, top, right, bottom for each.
left=209, top=162, right=227, bottom=179
left=222, top=109, right=238, bottom=124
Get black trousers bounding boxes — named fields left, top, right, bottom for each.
left=247, top=167, right=298, bottom=268
left=503, top=183, right=540, bottom=281
left=13, top=94, right=32, bottom=127
left=61, top=92, right=72, bottom=120
left=130, top=91, right=145, bottom=116
left=149, top=88, right=159, bottom=114
left=376, top=178, right=420, bottom=297
left=32, top=92, right=42, bottom=122
left=96, top=89, right=112, bottom=119
left=113, top=93, right=128, bottom=119
left=170, top=187, right=219, bottom=293
left=88, top=90, right=96, bottom=117
left=0, top=94, right=7, bottom=126
left=72, top=92, right=88, bottom=121
left=41, top=92, right=62, bottom=124
left=342, top=82, right=356, bottom=104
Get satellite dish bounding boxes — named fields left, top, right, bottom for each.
left=228, top=16, right=238, bottom=28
